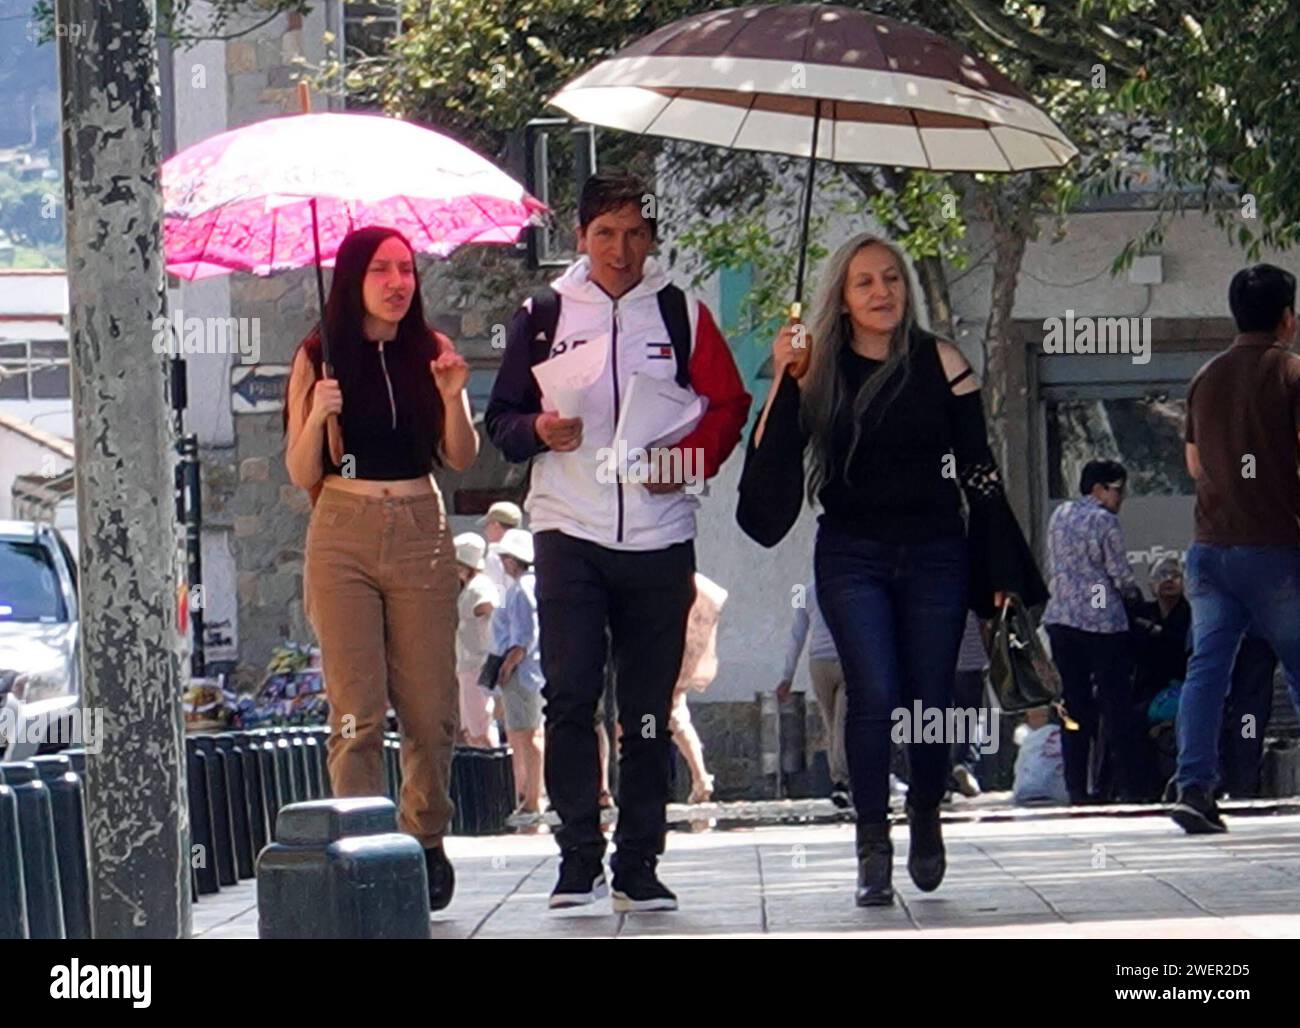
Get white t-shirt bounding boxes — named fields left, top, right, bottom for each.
left=456, top=573, right=500, bottom=673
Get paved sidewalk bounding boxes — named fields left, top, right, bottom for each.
left=194, top=809, right=1300, bottom=939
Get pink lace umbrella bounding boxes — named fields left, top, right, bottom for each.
left=163, top=111, right=546, bottom=366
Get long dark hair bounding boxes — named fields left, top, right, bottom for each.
left=284, top=225, right=444, bottom=458
left=799, top=232, right=920, bottom=502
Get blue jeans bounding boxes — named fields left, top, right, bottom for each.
left=1177, top=544, right=1300, bottom=790
left=815, top=528, right=969, bottom=823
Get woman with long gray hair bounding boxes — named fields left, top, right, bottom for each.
left=743, top=232, right=1044, bottom=907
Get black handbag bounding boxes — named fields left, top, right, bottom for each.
left=986, top=594, right=1063, bottom=714
left=478, top=653, right=506, bottom=692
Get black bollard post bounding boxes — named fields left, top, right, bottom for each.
left=384, top=734, right=400, bottom=802
left=0, top=777, right=28, bottom=938
left=186, top=737, right=219, bottom=895
left=192, top=736, right=237, bottom=887
left=254, top=735, right=281, bottom=840
left=257, top=798, right=430, bottom=939
left=315, top=726, right=333, bottom=798
left=232, top=732, right=268, bottom=855
left=288, top=729, right=310, bottom=802
left=213, top=736, right=254, bottom=879
left=273, top=736, right=296, bottom=807
left=32, top=756, right=93, bottom=940
left=2, top=762, right=65, bottom=938
left=302, top=731, right=324, bottom=799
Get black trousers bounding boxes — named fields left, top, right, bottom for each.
left=1220, top=636, right=1277, bottom=797
left=1046, top=624, right=1140, bottom=801
left=534, top=530, right=695, bottom=866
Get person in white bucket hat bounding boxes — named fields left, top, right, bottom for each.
left=489, top=527, right=545, bottom=820
left=454, top=533, right=500, bottom=749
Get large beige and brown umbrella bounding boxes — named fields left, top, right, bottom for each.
left=550, top=3, right=1077, bottom=316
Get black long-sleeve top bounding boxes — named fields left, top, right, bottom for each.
left=740, top=327, right=1047, bottom=617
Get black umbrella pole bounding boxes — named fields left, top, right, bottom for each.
left=792, top=100, right=822, bottom=319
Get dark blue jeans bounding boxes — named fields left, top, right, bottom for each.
left=815, top=528, right=969, bottom=823
left=1178, top=544, right=1300, bottom=790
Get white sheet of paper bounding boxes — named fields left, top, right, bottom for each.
left=613, top=373, right=707, bottom=453
left=531, top=333, right=608, bottom=418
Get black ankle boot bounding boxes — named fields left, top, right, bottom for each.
left=425, top=846, right=455, bottom=911
left=855, top=822, right=894, bottom=907
left=906, top=805, right=945, bottom=892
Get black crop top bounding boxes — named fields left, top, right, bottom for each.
left=318, top=329, right=446, bottom=481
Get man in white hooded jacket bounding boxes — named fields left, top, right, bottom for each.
left=486, top=172, right=750, bottom=912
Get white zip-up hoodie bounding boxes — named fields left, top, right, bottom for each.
left=485, top=256, right=751, bottom=552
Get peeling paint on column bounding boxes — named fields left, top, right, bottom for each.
left=57, top=0, right=190, bottom=939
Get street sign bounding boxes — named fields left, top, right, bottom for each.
left=231, top=363, right=289, bottom=413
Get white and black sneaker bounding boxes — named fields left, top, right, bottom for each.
left=829, top=782, right=852, bottom=809
left=611, top=855, right=678, bottom=913
left=549, top=856, right=608, bottom=910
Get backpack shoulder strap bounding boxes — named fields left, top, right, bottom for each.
left=657, top=284, right=692, bottom=388
left=527, top=287, right=562, bottom=364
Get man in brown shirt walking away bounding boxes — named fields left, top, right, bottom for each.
left=1173, top=264, right=1300, bottom=834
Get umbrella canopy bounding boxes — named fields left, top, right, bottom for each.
left=163, top=112, right=546, bottom=280
left=549, top=3, right=1077, bottom=172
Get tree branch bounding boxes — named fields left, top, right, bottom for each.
left=948, top=0, right=1114, bottom=79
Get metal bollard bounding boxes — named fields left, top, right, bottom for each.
left=213, top=736, right=254, bottom=879
left=273, top=735, right=296, bottom=807
left=315, top=726, right=333, bottom=798
left=191, top=736, right=238, bottom=887
left=2, top=762, right=65, bottom=938
left=302, top=731, right=324, bottom=799
left=385, top=734, right=402, bottom=802
left=0, top=776, right=28, bottom=939
left=256, top=735, right=283, bottom=839
left=186, top=737, right=219, bottom=895
left=256, top=798, right=430, bottom=939
left=31, top=756, right=92, bottom=939
left=287, top=732, right=309, bottom=805
left=231, top=731, right=268, bottom=855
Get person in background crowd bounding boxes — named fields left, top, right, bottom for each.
left=486, top=171, right=750, bottom=912
left=778, top=574, right=851, bottom=809
left=455, top=533, right=500, bottom=749
left=1041, top=459, right=1145, bottom=804
left=1219, top=635, right=1278, bottom=799
left=283, top=225, right=478, bottom=912
left=949, top=611, right=989, bottom=799
left=670, top=573, right=729, bottom=804
left=480, top=501, right=522, bottom=594
left=494, top=528, right=546, bottom=823
left=1174, top=264, right=1300, bottom=833
left=746, top=231, right=1045, bottom=908
left=1127, top=555, right=1191, bottom=800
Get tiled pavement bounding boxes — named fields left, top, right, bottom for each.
left=193, top=806, right=1300, bottom=939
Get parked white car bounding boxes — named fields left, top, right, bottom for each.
left=0, top=520, right=80, bottom=760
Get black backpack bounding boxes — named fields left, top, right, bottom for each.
left=526, top=284, right=692, bottom=388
